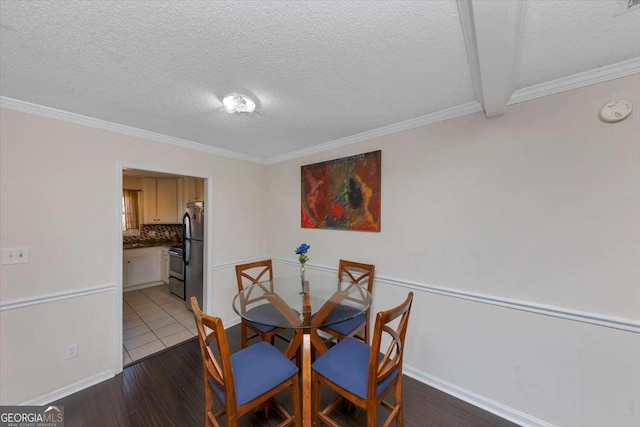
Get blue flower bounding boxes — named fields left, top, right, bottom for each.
left=295, top=243, right=310, bottom=255
left=295, top=243, right=310, bottom=264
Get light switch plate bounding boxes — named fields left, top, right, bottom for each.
left=2, top=247, right=30, bottom=264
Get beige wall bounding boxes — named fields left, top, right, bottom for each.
left=1, top=74, right=639, bottom=425
left=265, top=74, right=640, bottom=426
left=0, top=108, right=269, bottom=403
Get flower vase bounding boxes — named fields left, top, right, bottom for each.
left=299, top=263, right=306, bottom=294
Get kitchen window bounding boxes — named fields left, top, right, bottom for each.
left=122, top=189, right=140, bottom=231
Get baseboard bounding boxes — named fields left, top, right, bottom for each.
left=403, top=365, right=555, bottom=427
left=123, top=281, right=165, bottom=292
left=20, top=369, right=116, bottom=406
left=223, top=307, right=552, bottom=426
left=223, top=316, right=242, bottom=329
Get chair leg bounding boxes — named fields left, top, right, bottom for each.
left=204, top=385, right=214, bottom=427
left=395, top=377, right=404, bottom=427
left=311, top=374, right=319, bottom=427
left=366, top=399, right=377, bottom=427
left=292, top=374, right=302, bottom=427
left=241, top=322, right=248, bottom=348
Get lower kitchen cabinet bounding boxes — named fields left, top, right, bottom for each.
left=123, top=247, right=162, bottom=289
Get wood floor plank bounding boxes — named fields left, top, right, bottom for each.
left=52, top=325, right=518, bottom=426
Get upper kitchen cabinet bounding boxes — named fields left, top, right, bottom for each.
left=178, top=176, right=204, bottom=207
left=143, top=178, right=178, bottom=223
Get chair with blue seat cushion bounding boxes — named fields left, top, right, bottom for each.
left=235, top=259, right=291, bottom=348
left=312, top=292, right=413, bottom=427
left=191, top=297, right=301, bottom=427
left=319, top=259, right=375, bottom=344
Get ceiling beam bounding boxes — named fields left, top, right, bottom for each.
left=457, top=0, right=525, bottom=117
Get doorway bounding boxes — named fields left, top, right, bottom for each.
left=119, top=167, right=208, bottom=368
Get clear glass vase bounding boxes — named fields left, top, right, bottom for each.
left=299, top=263, right=306, bottom=294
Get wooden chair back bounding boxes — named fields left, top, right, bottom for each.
left=192, top=296, right=301, bottom=426
left=338, top=259, right=375, bottom=342
left=234, top=259, right=290, bottom=349
left=312, top=292, right=414, bottom=426
left=339, top=259, right=375, bottom=293
left=367, top=292, right=413, bottom=401
left=235, top=259, right=273, bottom=292
left=191, top=297, right=237, bottom=425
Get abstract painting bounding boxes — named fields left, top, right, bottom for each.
left=301, top=150, right=381, bottom=231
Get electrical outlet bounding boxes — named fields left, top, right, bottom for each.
left=65, top=344, right=78, bottom=359
left=2, top=247, right=30, bottom=265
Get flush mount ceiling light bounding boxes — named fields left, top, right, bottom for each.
left=222, top=93, right=256, bottom=114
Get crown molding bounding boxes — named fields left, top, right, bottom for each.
left=3, top=56, right=637, bottom=167
left=0, top=96, right=264, bottom=164
left=508, top=57, right=640, bottom=105
left=263, top=101, right=484, bottom=165
left=0, top=95, right=481, bottom=166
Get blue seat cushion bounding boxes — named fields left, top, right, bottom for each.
left=245, top=304, right=291, bottom=333
left=312, top=337, right=398, bottom=400
left=322, top=305, right=365, bottom=336
left=209, top=341, right=298, bottom=406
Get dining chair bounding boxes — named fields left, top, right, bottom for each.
left=190, top=297, right=301, bottom=427
left=319, top=259, right=375, bottom=344
left=311, top=292, right=414, bottom=427
left=235, top=259, right=291, bottom=348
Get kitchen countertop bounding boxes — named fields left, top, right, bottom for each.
left=123, top=241, right=178, bottom=250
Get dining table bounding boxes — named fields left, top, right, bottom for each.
left=232, top=274, right=372, bottom=426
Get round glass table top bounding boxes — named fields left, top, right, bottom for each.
left=232, top=274, right=372, bottom=329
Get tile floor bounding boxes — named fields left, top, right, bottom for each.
left=122, top=284, right=197, bottom=366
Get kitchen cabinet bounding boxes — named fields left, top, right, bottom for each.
left=195, top=178, right=204, bottom=202
left=179, top=176, right=205, bottom=206
left=143, top=178, right=178, bottom=223
left=160, top=247, right=169, bottom=284
left=123, top=247, right=161, bottom=289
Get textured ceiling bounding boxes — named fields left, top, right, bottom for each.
left=1, top=1, right=639, bottom=162
left=517, top=0, right=640, bottom=88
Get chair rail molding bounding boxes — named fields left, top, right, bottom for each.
left=210, top=256, right=272, bottom=272
left=272, top=258, right=639, bottom=334
left=0, top=284, right=116, bottom=312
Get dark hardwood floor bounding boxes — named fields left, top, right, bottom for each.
left=53, top=325, right=518, bottom=426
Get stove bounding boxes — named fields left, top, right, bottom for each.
left=168, top=246, right=185, bottom=300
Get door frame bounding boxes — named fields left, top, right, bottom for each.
left=115, top=162, right=212, bottom=374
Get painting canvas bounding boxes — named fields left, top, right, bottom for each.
left=301, top=150, right=381, bottom=231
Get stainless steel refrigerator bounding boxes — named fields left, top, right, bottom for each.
left=183, top=201, right=204, bottom=310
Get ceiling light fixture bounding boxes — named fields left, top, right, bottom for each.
left=222, top=93, right=256, bottom=114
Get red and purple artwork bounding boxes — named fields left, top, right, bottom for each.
left=301, top=150, right=381, bottom=232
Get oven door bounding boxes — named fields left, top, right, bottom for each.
left=168, top=252, right=184, bottom=280
left=169, top=276, right=185, bottom=300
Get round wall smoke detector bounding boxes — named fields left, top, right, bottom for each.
left=599, top=99, right=632, bottom=123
